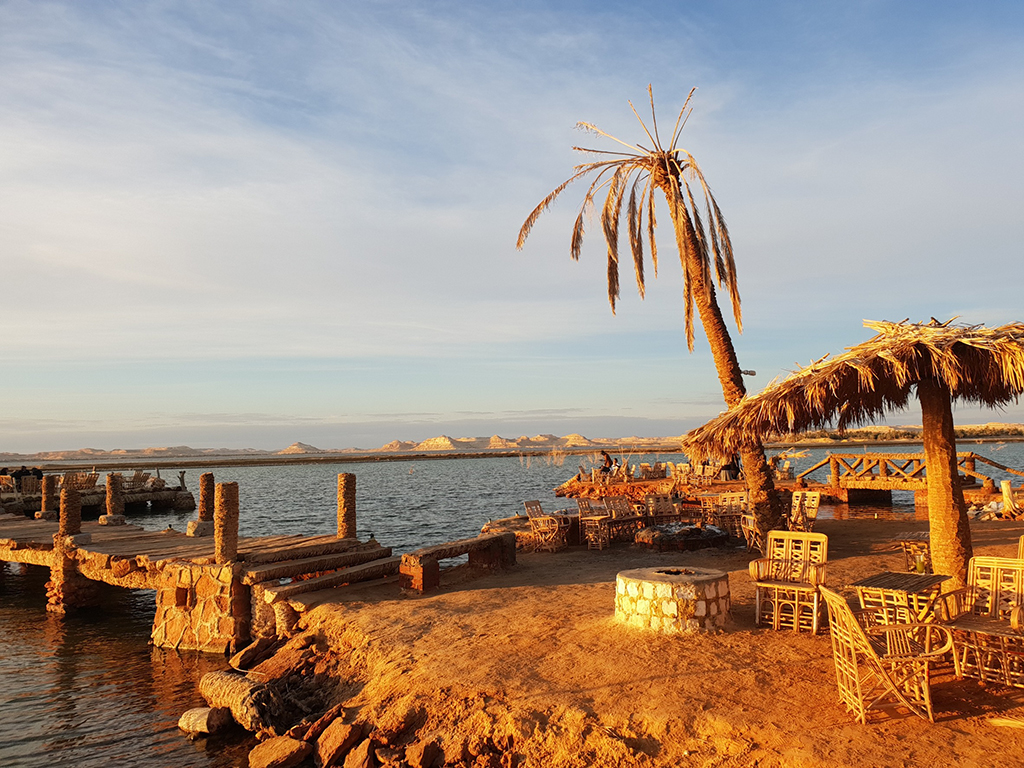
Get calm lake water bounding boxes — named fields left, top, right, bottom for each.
left=2, top=443, right=1023, bottom=767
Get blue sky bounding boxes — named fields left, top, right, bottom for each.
left=2, top=1, right=1023, bottom=453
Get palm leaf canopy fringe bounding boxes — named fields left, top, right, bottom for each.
left=682, top=318, right=1024, bottom=461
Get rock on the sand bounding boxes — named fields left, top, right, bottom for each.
left=405, top=739, right=441, bottom=768
left=177, top=706, right=233, bottom=734
left=343, top=738, right=376, bottom=768
left=248, top=736, right=313, bottom=768
left=316, top=720, right=363, bottom=767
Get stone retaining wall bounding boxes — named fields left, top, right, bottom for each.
left=151, top=562, right=250, bottom=653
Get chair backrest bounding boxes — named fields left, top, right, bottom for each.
left=719, top=492, right=748, bottom=512
left=699, top=494, right=719, bottom=511
left=523, top=500, right=545, bottom=518
left=791, top=491, right=821, bottom=517
left=577, top=498, right=595, bottom=515
left=20, top=475, right=40, bottom=494
left=645, top=494, right=675, bottom=515
left=964, top=556, right=1024, bottom=620
left=603, top=496, right=634, bottom=518
left=763, top=531, right=829, bottom=583
left=820, top=586, right=875, bottom=659
left=1018, top=535, right=1024, bottom=560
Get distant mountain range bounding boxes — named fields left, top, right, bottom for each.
left=4, top=423, right=1022, bottom=464
left=0, top=434, right=683, bottom=463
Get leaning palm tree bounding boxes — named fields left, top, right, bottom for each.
left=517, top=86, right=783, bottom=529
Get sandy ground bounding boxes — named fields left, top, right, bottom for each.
left=297, top=518, right=1024, bottom=768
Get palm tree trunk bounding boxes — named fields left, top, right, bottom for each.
left=658, top=180, right=784, bottom=532
left=918, top=378, right=973, bottom=589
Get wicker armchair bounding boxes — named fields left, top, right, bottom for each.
left=749, top=531, right=829, bottom=633
left=820, top=587, right=954, bottom=723
left=942, top=556, right=1024, bottom=688
left=522, top=500, right=570, bottom=552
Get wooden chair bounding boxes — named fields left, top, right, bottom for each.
left=0, top=475, right=16, bottom=494
left=942, top=556, right=1024, bottom=688
left=820, top=586, right=954, bottom=723
left=789, top=491, right=821, bottom=532
left=749, top=531, right=829, bottom=633
left=644, top=494, right=677, bottom=523
left=522, top=501, right=569, bottom=552
left=740, top=512, right=763, bottom=554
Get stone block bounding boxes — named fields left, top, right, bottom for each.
left=641, top=582, right=654, bottom=600
left=694, top=601, right=706, bottom=617
left=187, top=520, right=215, bottom=537
left=704, top=583, right=717, bottom=600
left=35, top=510, right=58, bottom=521
left=98, top=514, right=127, bottom=526
left=195, top=574, right=221, bottom=600
left=662, top=599, right=678, bottom=617
left=63, top=533, right=92, bottom=547
left=399, top=561, right=440, bottom=593
left=654, top=583, right=672, bottom=599
left=626, top=582, right=639, bottom=598
left=317, top=720, right=363, bottom=768
left=249, top=736, right=313, bottom=768
left=636, top=598, right=650, bottom=614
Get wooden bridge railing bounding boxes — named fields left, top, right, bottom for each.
left=795, top=451, right=1024, bottom=489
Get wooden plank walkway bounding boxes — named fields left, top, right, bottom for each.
left=0, top=512, right=386, bottom=581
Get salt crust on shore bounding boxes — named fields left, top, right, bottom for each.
left=285, top=518, right=1024, bottom=767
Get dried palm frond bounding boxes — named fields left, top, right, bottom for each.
left=683, top=319, right=1024, bottom=460
left=517, top=86, right=740, bottom=349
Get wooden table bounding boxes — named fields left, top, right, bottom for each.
left=852, top=571, right=950, bottom=624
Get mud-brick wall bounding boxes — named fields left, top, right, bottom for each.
left=151, top=562, right=251, bottom=654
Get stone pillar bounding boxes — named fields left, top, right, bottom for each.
left=47, top=487, right=99, bottom=613
left=215, top=482, right=240, bottom=564
left=36, top=475, right=58, bottom=520
left=199, top=473, right=215, bottom=521
left=99, top=472, right=127, bottom=525
left=337, top=473, right=357, bottom=539
left=187, top=472, right=217, bottom=537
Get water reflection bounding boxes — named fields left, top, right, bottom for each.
left=0, top=565, right=252, bottom=768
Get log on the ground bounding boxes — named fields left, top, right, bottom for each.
left=242, top=544, right=390, bottom=585
left=199, top=670, right=285, bottom=732
left=262, top=556, right=402, bottom=604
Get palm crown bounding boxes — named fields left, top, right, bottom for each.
left=517, top=86, right=741, bottom=351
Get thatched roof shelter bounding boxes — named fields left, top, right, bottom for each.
left=682, top=318, right=1024, bottom=587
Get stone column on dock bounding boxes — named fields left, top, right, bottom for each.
left=47, top=486, right=100, bottom=613
left=187, top=473, right=216, bottom=537
left=36, top=475, right=58, bottom=521
left=99, top=472, right=127, bottom=525
left=214, top=482, right=240, bottom=564
left=337, top=473, right=357, bottom=539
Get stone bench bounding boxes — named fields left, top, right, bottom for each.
left=399, top=532, right=516, bottom=593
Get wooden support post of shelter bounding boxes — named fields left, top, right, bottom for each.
left=214, top=482, right=240, bottom=564
left=36, top=475, right=58, bottom=520
left=99, top=472, right=127, bottom=526
left=337, top=473, right=357, bottom=539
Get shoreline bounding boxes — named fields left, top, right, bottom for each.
left=14, top=434, right=1024, bottom=472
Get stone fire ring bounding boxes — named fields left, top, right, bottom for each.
left=615, top=566, right=731, bottom=634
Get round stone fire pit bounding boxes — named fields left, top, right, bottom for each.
left=615, top=566, right=731, bottom=634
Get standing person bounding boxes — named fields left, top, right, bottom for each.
left=600, top=451, right=613, bottom=474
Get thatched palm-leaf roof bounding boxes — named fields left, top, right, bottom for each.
left=683, top=319, right=1024, bottom=460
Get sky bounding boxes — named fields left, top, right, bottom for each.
left=2, top=1, right=1023, bottom=453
